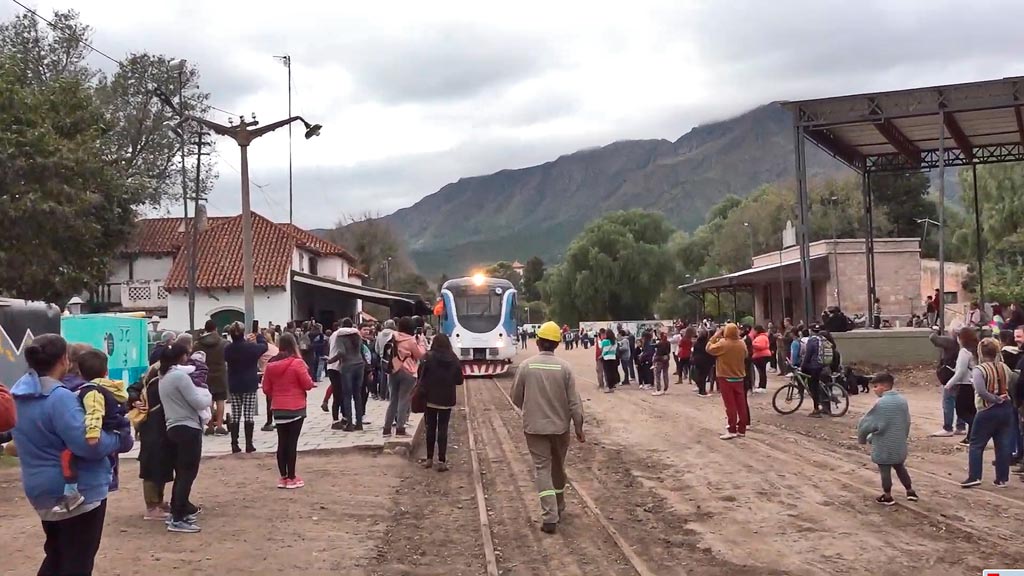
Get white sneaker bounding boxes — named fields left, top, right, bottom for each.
left=719, top=432, right=738, bottom=440
left=929, top=430, right=955, bottom=437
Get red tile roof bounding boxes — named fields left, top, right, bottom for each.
left=123, top=216, right=229, bottom=255
left=151, top=213, right=364, bottom=290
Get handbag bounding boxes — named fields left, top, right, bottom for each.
left=410, top=382, right=426, bottom=414
left=127, top=378, right=160, bottom=427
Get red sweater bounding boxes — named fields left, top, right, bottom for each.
left=262, top=356, right=314, bottom=411
left=751, top=333, right=772, bottom=359
left=0, top=383, right=14, bottom=432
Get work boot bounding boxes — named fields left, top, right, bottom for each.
left=541, top=523, right=557, bottom=534
left=244, top=422, right=257, bottom=453
left=229, top=422, right=241, bottom=454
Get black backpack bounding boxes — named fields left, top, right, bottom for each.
left=380, top=336, right=397, bottom=375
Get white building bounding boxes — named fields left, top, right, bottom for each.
left=92, top=212, right=426, bottom=332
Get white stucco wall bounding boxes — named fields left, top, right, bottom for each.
left=164, top=288, right=291, bottom=332
left=108, top=255, right=173, bottom=283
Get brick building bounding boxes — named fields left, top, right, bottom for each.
left=682, top=238, right=970, bottom=326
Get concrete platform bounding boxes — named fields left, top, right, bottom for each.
left=124, top=379, right=420, bottom=458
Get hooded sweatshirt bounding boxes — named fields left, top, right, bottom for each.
left=11, top=371, right=127, bottom=516
left=335, top=327, right=364, bottom=368
left=375, top=328, right=396, bottom=356
left=193, top=331, right=227, bottom=394
left=225, top=333, right=268, bottom=394
left=393, top=332, right=427, bottom=376
left=706, top=324, right=748, bottom=379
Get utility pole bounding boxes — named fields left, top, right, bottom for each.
left=384, top=257, right=392, bottom=291
left=174, top=61, right=189, bottom=223
left=188, top=130, right=212, bottom=332
left=273, top=55, right=293, bottom=223
left=154, top=87, right=322, bottom=330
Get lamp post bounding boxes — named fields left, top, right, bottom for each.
left=66, top=296, right=83, bottom=316
left=827, top=195, right=841, bottom=310
left=154, top=88, right=322, bottom=330
left=742, top=222, right=754, bottom=265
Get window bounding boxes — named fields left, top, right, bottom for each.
left=944, top=291, right=958, bottom=304
left=309, top=256, right=318, bottom=276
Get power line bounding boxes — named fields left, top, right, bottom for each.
left=8, top=0, right=239, bottom=118
left=211, top=149, right=282, bottom=219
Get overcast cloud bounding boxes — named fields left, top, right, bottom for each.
left=4, top=0, right=1024, bottom=227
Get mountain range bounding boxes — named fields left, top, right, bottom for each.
left=377, top=103, right=847, bottom=277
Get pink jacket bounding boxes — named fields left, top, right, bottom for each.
left=262, top=356, right=314, bottom=411
left=0, top=383, right=14, bottom=432
left=393, top=333, right=427, bottom=376
left=751, top=333, right=772, bottom=359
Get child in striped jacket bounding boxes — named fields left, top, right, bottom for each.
left=857, top=373, right=919, bottom=506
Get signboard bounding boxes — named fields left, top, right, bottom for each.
left=62, top=314, right=149, bottom=384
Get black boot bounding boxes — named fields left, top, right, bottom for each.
left=244, top=422, right=256, bottom=453
left=229, top=422, right=241, bottom=454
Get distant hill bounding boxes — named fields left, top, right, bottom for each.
left=351, top=104, right=856, bottom=276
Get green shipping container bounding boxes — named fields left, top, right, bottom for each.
left=61, top=314, right=149, bottom=384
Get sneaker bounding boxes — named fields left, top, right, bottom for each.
left=994, top=480, right=1009, bottom=488
left=354, top=424, right=364, bottom=431
left=929, top=429, right=955, bottom=437
left=954, top=428, right=967, bottom=436
left=736, top=433, right=746, bottom=438
left=204, top=427, right=214, bottom=436
left=906, top=490, right=919, bottom=502
left=541, top=522, right=557, bottom=534
left=167, top=520, right=201, bottom=533
left=261, top=423, right=275, bottom=432
left=51, top=491, right=85, bottom=514
left=960, top=478, right=982, bottom=488
left=808, top=412, right=823, bottom=418
left=875, top=494, right=896, bottom=506
left=277, top=477, right=289, bottom=489
left=287, top=477, right=305, bottom=489
left=214, top=426, right=229, bottom=436
left=436, top=461, right=449, bottom=472
left=419, top=458, right=433, bottom=469
left=343, top=424, right=355, bottom=432
left=331, top=421, right=347, bottom=431
left=697, top=393, right=711, bottom=398
left=383, top=428, right=392, bottom=437
left=603, top=388, right=615, bottom=394
left=959, top=436, right=971, bottom=446
left=320, top=402, right=329, bottom=413
left=719, top=432, right=738, bottom=440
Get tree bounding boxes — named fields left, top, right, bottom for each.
left=521, top=256, right=545, bottom=301
left=327, top=212, right=413, bottom=288
left=0, top=56, right=139, bottom=303
left=1, top=10, right=214, bottom=210
left=438, top=273, right=450, bottom=289
left=95, top=53, right=214, bottom=209
left=0, top=10, right=94, bottom=85
left=542, top=210, right=673, bottom=323
left=484, top=261, right=521, bottom=286
left=869, top=172, right=933, bottom=239
left=955, top=162, right=1024, bottom=302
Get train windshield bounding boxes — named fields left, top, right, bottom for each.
left=451, top=286, right=503, bottom=333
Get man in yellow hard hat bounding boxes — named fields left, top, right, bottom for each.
left=510, top=321, right=585, bottom=534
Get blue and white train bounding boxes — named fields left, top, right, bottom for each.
left=439, top=275, right=518, bottom=376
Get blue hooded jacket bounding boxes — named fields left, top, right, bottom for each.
left=11, top=370, right=127, bottom=513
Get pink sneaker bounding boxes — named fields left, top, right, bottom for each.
left=286, top=476, right=305, bottom=489
left=143, top=507, right=169, bottom=521
left=277, top=477, right=288, bottom=489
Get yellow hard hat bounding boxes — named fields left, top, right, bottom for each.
left=536, top=321, right=562, bottom=343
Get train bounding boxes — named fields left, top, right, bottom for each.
left=439, top=275, right=518, bottom=376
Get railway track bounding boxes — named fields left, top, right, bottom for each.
left=463, top=376, right=656, bottom=576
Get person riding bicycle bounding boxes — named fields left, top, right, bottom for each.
left=800, top=324, right=837, bottom=417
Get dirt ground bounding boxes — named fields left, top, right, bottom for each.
left=3, top=347, right=1024, bottom=575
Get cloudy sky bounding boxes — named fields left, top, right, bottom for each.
left=4, top=0, right=1024, bottom=228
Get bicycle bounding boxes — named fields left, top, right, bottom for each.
left=772, top=366, right=849, bottom=417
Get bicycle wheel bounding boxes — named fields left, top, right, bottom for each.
left=826, top=383, right=849, bottom=417
left=772, top=383, right=804, bottom=415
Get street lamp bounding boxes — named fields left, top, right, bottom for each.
left=66, top=296, right=83, bottom=316
left=743, top=222, right=754, bottom=264
left=154, top=87, right=322, bottom=330
left=826, top=195, right=841, bottom=309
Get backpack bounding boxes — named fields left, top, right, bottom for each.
left=809, top=335, right=834, bottom=368
left=380, top=336, right=397, bottom=375
left=616, top=338, right=630, bottom=359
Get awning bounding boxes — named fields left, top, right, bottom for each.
left=679, top=254, right=830, bottom=292
left=291, top=272, right=424, bottom=309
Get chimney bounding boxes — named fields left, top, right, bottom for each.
left=195, top=204, right=209, bottom=233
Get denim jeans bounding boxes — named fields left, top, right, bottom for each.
left=384, top=370, right=416, bottom=431
left=942, top=388, right=967, bottom=432
left=340, top=364, right=365, bottom=426
left=620, top=357, right=636, bottom=383
left=968, top=402, right=1016, bottom=483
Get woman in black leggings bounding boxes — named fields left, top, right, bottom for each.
left=417, top=334, right=464, bottom=472
left=262, top=332, right=315, bottom=489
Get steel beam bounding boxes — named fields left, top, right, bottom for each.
left=866, top=143, right=1024, bottom=173
left=794, top=124, right=814, bottom=325
left=806, top=127, right=865, bottom=172
left=943, top=111, right=974, bottom=161
left=874, top=119, right=922, bottom=168
left=1015, top=106, right=1024, bottom=144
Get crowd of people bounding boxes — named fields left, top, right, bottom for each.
left=0, top=312, right=451, bottom=573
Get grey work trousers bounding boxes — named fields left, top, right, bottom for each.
left=525, top=431, right=570, bottom=524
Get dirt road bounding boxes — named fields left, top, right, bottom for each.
left=4, top=347, right=1022, bottom=575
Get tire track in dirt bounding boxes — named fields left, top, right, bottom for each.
left=579, top=377, right=1024, bottom=575
left=491, top=376, right=785, bottom=576
left=466, top=378, right=637, bottom=575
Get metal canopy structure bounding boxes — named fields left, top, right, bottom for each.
left=781, top=76, right=1024, bottom=327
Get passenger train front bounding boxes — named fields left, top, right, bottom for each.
left=439, top=275, right=518, bottom=376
